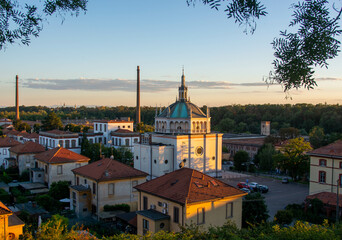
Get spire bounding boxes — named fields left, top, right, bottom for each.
left=155, top=105, right=158, bottom=117
left=178, top=67, right=188, bottom=102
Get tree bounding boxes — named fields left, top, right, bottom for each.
left=234, top=150, right=249, bottom=171
left=0, top=0, right=87, bottom=50
left=12, top=119, right=31, bottom=132
left=242, top=192, right=269, bottom=227
left=278, top=127, right=300, bottom=141
left=49, top=181, right=70, bottom=200
left=255, top=144, right=277, bottom=171
left=33, top=123, right=41, bottom=133
left=136, top=122, right=154, bottom=133
left=309, top=126, right=326, bottom=149
left=275, top=137, right=312, bottom=181
left=41, top=112, right=63, bottom=131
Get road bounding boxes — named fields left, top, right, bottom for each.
left=221, top=172, right=309, bottom=220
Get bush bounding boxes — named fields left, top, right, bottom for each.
left=0, top=189, right=10, bottom=204
left=19, top=170, right=30, bottom=182
left=274, top=210, right=293, bottom=225
left=103, top=203, right=130, bottom=212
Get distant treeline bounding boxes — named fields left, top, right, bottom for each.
left=1, top=104, right=342, bottom=134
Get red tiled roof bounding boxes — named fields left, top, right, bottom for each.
left=35, top=147, right=90, bottom=164
left=222, top=137, right=265, bottom=146
left=135, top=168, right=246, bottom=205
left=110, top=129, right=139, bottom=136
left=308, top=140, right=342, bottom=158
left=0, top=137, right=21, bottom=148
left=40, top=130, right=78, bottom=136
left=0, top=201, right=12, bottom=215
left=10, top=141, right=45, bottom=154
left=72, top=158, right=148, bottom=182
left=306, top=192, right=342, bottom=207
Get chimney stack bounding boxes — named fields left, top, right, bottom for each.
left=15, top=75, right=19, bottom=120
left=136, top=66, right=141, bottom=124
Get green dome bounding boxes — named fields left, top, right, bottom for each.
left=158, top=101, right=206, bottom=119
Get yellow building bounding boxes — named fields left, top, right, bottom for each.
left=308, top=140, right=342, bottom=195
left=0, top=201, right=25, bottom=240
left=70, top=158, right=148, bottom=220
left=134, top=167, right=246, bottom=235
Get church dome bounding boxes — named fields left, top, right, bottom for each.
left=158, top=101, right=206, bottom=119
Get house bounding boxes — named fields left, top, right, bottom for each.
left=134, top=72, right=222, bottom=178
left=222, top=137, right=265, bottom=161
left=69, top=158, right=147, bottom=220
left=0, top=201, right=25, bottom=240
left=305, top=192, right=342, bottom=219
left=8, top=141, right=45, bottom=174
left=0, top=137, right=21, bottom=167
left=39, top=130, right=81, bottom=154
left=0, top=119, right=12, bottom=126
left=308, top=140, right=342, bottom=195
left=93, top=118, right=134, bottom=146
left=21, top=132, right=39, bottom=143
left=33, top=147, right=90, bottom=187
left=134, top=167, right=247, bottom=235
left=110, top=129, right=140, bottom=152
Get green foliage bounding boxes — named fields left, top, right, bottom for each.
left=136, top=122, right=154, bottom=133
left=255, top=143, right=277, bottom=171
left=36, top=194, right=60, bottom=212
left=275, top=137, right=312, bottom=181
left=13, top=119, right=31, bottom=132
left=0, top=188, right=10, bottom=204
left=41, top=112, right=63, bottom=131
left=103, top=203, right=130, bottom=212
left=309, top=126, right=326, bottom=149
left=222, top=146, right=229, bottom=153
left=1, top=171, right=12, bottom=183
left=19, top=170, right=30, bottom=182
left=242, top=192, right=269, bottom=227
left=278, top=127, right=300, bottom=141
left=234, top=150, right=250, bottom=171
left=274, top=210, right=293, bottom=225
left=49, top=181, right=70, bottom=200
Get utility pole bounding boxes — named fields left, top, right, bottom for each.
left=337, top=178, right=340, bottom=223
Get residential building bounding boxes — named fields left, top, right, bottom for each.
left=134, top=167, right=246, bottom=235
left=134, top=72, right=222, bottom=178
left=222, top=136, right=265, bottom=161
left=308, top=140, right=342, bottom=195
left=33, top=147, right=90, bottom=187
left=70, top=158, right=147, bottom=220
left=0, top=119, right=12, bottom=126
left=39, top=130, right=81, bottom=154
left=8, top=141, right=45, bottom=174
left=21, top=132, right=39, bottom=143
left=0, top=137, right=20, bottom=167
left=0, top=201, right=25, bottom=240
left=110, top=129, right=140, bottom=152
left=93, top=118, right=134, bottom=146
left=305, top=192, right=342, bottom=219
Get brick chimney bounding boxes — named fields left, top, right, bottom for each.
left=136, top=66, right=141, bottom=124
left=15, top=75, right=19, bottom=120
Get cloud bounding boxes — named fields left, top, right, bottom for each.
left=22, top=78, right=269, bottom=92
left=316, top=77, right=342, bottom=81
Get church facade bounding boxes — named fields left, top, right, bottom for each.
left=134, top=71, right=222, bottom=178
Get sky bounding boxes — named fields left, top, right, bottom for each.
left=1, top=0, right=342, bottom=108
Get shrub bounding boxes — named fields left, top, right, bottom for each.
left=274, top=210, right=293, bottom=225
left=103, top=203, right=130, bottom=212
left=0, top=189, right=10, bottom=203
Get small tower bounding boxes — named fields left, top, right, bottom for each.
left=178, top=68, right=188, bottom=102
left=261, top=121, right=270, bottom=136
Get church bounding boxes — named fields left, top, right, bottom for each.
left=134, top=71, right=222, bottom=178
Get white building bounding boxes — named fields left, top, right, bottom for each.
left=0, top=138, right=20, bottom=167
left=39, top=130, right=81, bottom=154
left=134, top=72, right=222, bottom=178
left=110, top=129, right=140, bottom=152
left=93, top=119, right=134, bottom=146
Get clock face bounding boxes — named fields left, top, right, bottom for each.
left=196, top=146, right=204, bottom=156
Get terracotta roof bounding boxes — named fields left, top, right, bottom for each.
left=308, top=140, right=342, bottom=159
left=0, top=137, right=21, bottom=148
left=110, top=129, right=139, bottom=136
left=10, top=141, right=45, bottom=154
left=134, top=168, right=247, bottom=205
left=222, top=137, right=265, bottom=146
left=0, top=201, right=12, bottom=215
left=35, top=147, right=90, bottom=164
left=72, top=158, right=148, bottom=182
left=306, top=192, right=342, bottom=207
left=40, top=130, right=79, bottom=137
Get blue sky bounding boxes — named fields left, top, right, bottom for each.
left=1, top=0, right=342, bottom=107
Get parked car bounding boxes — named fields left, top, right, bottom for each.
left=241, top=188, right=251, bottom=194
left=282, top=177, right=289, bottom=184
left=247, top=182, right=269, bottom=193
left=257, top=184, right=269, bottom=193
left=237, top=182, right=248, bottom=189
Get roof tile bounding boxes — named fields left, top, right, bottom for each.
left=35, top=147, right=90, bottom=164
left=10, top=141, right=45, bottom=154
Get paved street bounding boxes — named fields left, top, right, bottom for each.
left=222, top=171, right=309, bottom=220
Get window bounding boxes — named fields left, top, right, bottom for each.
left=134, top=138, right=138, bottom=143
left=340, top=175, right=342, bottom=187
left=3, top=149, right=7, bottom=155
left=104, top=125, right=106, bottom=132
left=115, top=138, right=118, bottom=146
left=123, top=126, right=125, bottom=128
left=72, top=191, right=76, bottom=206
left=143, top=196, right=148, bottom=210
left=108, top=183, right=114, bottom=195
left=59, top=140, right=63, bottom=147
left=226, top=202, right=233, bottom=218
left=83, top=208, right=87, bottom=212
left=57, top=165, right=63, bottom=175
left=197, top=208, right=205, bottom=225
left=340, top=162, right=342, bottom=169
left=143, top=219, right=149, bottom=230
left=65, top=140, right=70, bottom=149
left=128, top=125, right=131, bottom=128
left=72, top=140, right=76, bottom=148
left=53, top=140, right=55, bottom=147
left=319, top=171, right=326, bottom=183
left=319, top=159, right=327, bottom=167
left=100, top=124, right=102, bottom=131
left=174, top=207, right=179, bottom=223
left=49, top=139, right=51, bottom=147
left=93, top=182, right=96, bottom=194
left=132, top=180, right=138, bottom=192
left=45, top=165, right=48, bottom=173
left=76, top=177, right=79, bottom=185
left=95, top=124, right=98, bottom=131
left=119, top=139, right=122, bottom=146
left=84, top=179, right=87, bottom=184
left=125, top=139, right=129, bottom=146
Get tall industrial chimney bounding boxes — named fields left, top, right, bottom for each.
left=136, top=66, right=141, bottom=124
left=15, top=75, right=19, bottom=120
